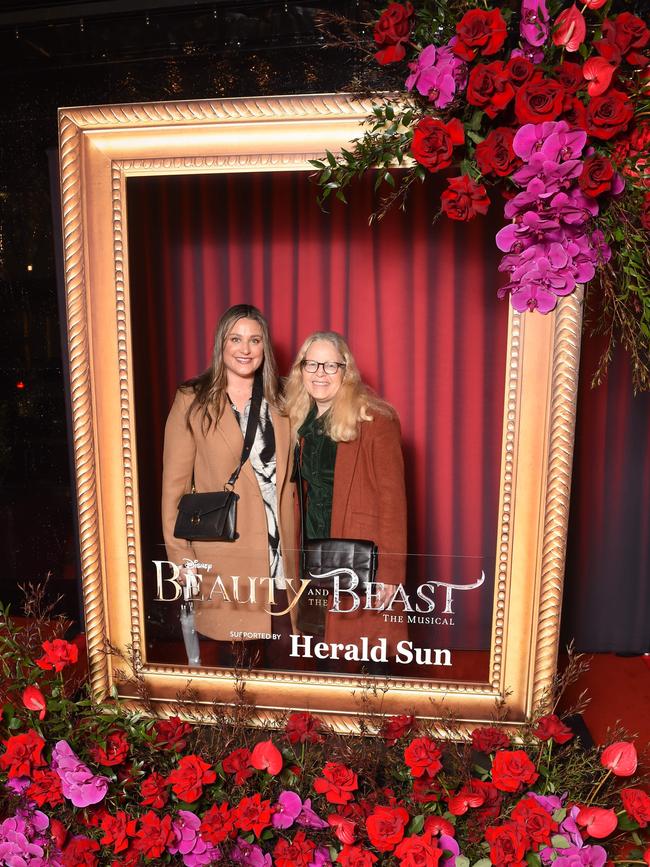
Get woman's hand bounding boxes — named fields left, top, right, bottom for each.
left=375, top=583, right=398, bottom=609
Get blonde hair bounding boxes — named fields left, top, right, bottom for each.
left=184, top=304, right=279, bottom=431
left=284, top=332, right=395, bottom=442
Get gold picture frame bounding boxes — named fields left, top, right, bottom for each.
left=58, top=93, right=582, bottom=735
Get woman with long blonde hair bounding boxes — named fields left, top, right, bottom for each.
left=285, top=331, right=407, bottom=666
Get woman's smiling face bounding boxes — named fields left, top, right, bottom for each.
left=222, top=317, right=264, bottom=382
left=301, top=339, right=345, bottom=413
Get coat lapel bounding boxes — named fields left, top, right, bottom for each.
left=214, top=402, right=257, bottom=489
left=330, top=433, right=361, bottom=537
left=271, top=408, right=291, bottom=498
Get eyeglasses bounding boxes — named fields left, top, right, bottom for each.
left=301, top=360, right=346, bottom=375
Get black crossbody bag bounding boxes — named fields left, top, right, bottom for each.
left=173, top=374, right=263, bottom=543
left=294, top=442, right=378, bottom=635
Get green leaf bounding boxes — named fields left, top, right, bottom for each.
left=308, top=160, right=326, bottom=169
left=8, top=716, right=22, bottom=730
left=469, top=110, right=485, bottom=132
left=552, top=808, right=567, bottom=823
left=455, top=858, right=470, bottom=867
left=335, top=190, right=348, bottom=204
left=467, top=131, right=485, bottom=145
left=408, top=815, right=425, bottom=835
left=551, top=835, right=572, bottom=849
left=472, top=859, right=492, bottom=867
left=384, top=172, right=396, bottom=188
left=386, top=104, right=395, bottom=121
left=326, top=151, right=337, bottom=168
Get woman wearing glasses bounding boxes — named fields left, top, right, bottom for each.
left=284, top=332, right=407, bottom=668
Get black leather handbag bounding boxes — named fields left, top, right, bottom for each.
left=173, top=374, right=262, bottom=543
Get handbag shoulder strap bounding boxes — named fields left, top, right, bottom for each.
left=225, top=370, right=264, bottom=489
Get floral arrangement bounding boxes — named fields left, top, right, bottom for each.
left=312, top=0, right=650, bottom=389
left=1, top=606, right=649, bottom=867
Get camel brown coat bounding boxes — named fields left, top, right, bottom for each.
left=162, top=389, right=297, bottom=641
left=312, top=413, right=408, bottom=653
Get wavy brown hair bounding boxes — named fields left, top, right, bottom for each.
left=284, top=331, right=395, bottom=442
left=183, top=304, right=279, bottom=431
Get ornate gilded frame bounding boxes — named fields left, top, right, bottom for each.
left=58, top=93, right=582, bottom=734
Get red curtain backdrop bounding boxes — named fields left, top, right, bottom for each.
left=127, top=170, right=509, bottom=661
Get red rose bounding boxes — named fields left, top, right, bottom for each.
left=467, top=62, right=515, bottom=118
left=286, top=711, right=323, bottom=744
left=274, top=830, right=316, bottom=867
left=381, top=714, right=415, bottom=744
left=533, top=714, right=574, bottom=744
left=642, top=192, right=650, bottom=230
left=26, top=767, right=63, bottom=807
left=411, top=117, right=464, bottom=173
left=89, top=730, right=129, bottom=766
left=475, top=129, right=520, bottom=178
left=222, top=747, right=254, bottom=785
left=587, top=89, right=634, bottom=140
left=134, top=811, right=174, bottom=859
left=511, top=797, right=558, bottom=849
left=0, top=730, right=46, bottom=778
left=140, top=771, right=168, bottom=808
left=314, top=762, right=359, bottom=804
left=36, top=638, right=79, bottom=672
left=201, top=802, right=235, bottom=844
left=404, top=737, right=443, bottom=778
left=153, top=716, right=192, bottom=751
left=576, top=806, right=618, bottom=838
left=554, top=61, right=585, bottom=93
left=621, top=789, right=650, bottom=827
left=234, top=793, right=273, bottom=837
left=472, top=726, right=512, bottom=753
left=602, top=13, right=649, bottom=57
left=441, top=175, right=490, bottom=221
left=167, top=754, right=216, bottom=802
left=453, top=9, right=508, bottom=62
left=61, top=835, right=101, bottom=867
left=337, top=844, right=379, bottom=867
left=250, top=739, right=283, bottom=775
left=365, top=805, right=410, bottom=852
left=491, top=750, right=539, bottom=792
left=374, top=3, right=414, bottom=65
left=578, top=156, right=618, bottom=197
left=99, top=811, right=137, bottom=853
left=515, top=78, right=565, bottom=124
left=395, top=834, right=443, bottom=867
left=506, top=57, right=536, bottom=86
left=485, top=822, right=529, bottom=867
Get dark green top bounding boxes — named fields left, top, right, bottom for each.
left=298, top=405, right=338, bottom=540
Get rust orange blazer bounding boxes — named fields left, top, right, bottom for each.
left=162, top=388, right=297, bottom=642
left=318, top=412, right=408, bottom=652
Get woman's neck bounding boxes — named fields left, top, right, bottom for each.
left=227, top=375, right=254, bottom=412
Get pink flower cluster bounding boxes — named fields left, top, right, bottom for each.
left=496, top=121, right=616, bottom=312
left=405, top=41, right=468, bottom=109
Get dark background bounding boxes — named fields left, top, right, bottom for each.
left=1, top=0, right=648, bottom=653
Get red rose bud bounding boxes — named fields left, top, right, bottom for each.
left=22, top=686, right=47, bottom=720
left=600, top=741, right=638, bottom=776
left=577, top=806, right=618, bottom=838
left=250, top=739, right=283, bottom=775
left=380, top=714, right=415, bottom=744
left=533, top=713, right=574, bottom=744
left=552, top=5, right=587, bottom=53
left=583, top=57, right=616, bottom=97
